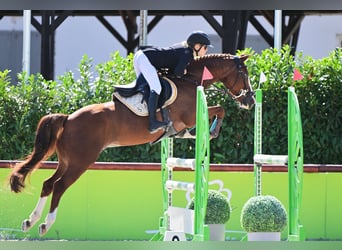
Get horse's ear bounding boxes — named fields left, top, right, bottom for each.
left=240, top=54, right=249, bottom=62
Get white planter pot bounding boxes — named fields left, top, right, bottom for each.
left=208, top=224, right=226, bottom=241
left=247, top=232, right=281, bottom=241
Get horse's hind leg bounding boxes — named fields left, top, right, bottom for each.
left=38, top=166, right=87, bottom=236
left=22, top=196, right=48, bottom=232
left=22, top=165, right=65, bottom=232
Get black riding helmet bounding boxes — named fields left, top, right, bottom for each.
left=186, top=31, right=212, bottom=49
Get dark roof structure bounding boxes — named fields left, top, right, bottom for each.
left=0, top=10, right=341, bottom=79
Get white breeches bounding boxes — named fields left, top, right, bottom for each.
left=133, top=50, right=162, bottom=94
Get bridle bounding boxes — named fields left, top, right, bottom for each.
left=167, top=56, right=255, bottom=103
left=210, top=57, right=254, bottom=102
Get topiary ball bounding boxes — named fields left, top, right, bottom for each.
left=188, top=189, right=231, bottom=224
left=240, top=195, right=287, bottom=232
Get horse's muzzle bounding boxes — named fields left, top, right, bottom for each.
left=241, top=91, right=255, bottom=110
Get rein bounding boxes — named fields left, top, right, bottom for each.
left=168, top=56, right=254, bottom=100
left=181, top=57, right=253, bottom=100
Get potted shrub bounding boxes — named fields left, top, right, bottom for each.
left=240, top=195, right=287, bottom=241
left=188, top=189, right=231, bottom=241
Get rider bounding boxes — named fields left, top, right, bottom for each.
left=133, top=30, right=212, bottom=134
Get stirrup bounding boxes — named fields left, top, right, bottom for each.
left=149, top=121, right=169, bottom=134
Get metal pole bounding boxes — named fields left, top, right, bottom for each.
left=23, top=10, right=31, bottom=76
left=254, top=89, right=263, bottom=196
left=274, top=10, right=282, bottom=50
left=139, top=10, right=148, bottom=46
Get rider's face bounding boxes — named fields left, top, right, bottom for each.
left=193, top=44, right=208, bottom=57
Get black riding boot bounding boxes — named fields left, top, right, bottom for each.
left=148, top=91, right=169, bottom=134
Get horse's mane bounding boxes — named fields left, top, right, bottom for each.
left=196, top=53, right=236, bottom=61
left=186, top=53, right=249, bottom=81
left=188, top=53, right=237, bottom=69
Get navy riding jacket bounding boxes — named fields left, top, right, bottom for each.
left=142, top=43, right=194, bottom=77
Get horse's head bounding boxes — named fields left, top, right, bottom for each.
left=224, top=54, right=255, bottom=109
left=187, top=54, right=255, bottom=110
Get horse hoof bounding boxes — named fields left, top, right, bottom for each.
left=38, top=223, right=47, bottom=236
left=209, top=132, right=218, bottom=139
left=22, top=219, right=31, bottom=232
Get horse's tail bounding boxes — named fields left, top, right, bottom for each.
left=9, top=114, right=68, bottom=193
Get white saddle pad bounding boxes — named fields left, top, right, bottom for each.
left=113, top=77, right=177, bottom=116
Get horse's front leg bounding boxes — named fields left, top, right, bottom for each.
left=175, top=105, right=225, bottom=140
left=208, top=105, right=225, bottom=139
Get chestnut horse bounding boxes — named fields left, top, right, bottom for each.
left=9, top=54, right=255, bottom=236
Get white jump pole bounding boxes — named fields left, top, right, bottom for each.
left=23, top=10, right=31, bottom=77
left=274, top=10, right=282, bottom=50
left=139, top=10, right=148, bottom=46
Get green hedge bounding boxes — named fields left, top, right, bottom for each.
left=0, top=47, right=341, bottom=164
left=244, top=46, right=342, bottom=164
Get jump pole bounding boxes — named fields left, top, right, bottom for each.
left=152, top=86, right=210, bottom=241
left=253, top=89, right=263, bottom=196
left=253, top=87, right=305, bottom=241
left=287, top=86, right=305, bottom=241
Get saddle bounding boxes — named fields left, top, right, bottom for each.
left=113, top=74, right=177, bottom=116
